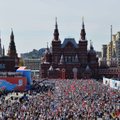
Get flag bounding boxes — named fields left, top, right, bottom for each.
left=82, top=100, right=87, bottom=108
left=70, top=84, right=75, bottom=91
left=115, top=110, right=120, bottom=118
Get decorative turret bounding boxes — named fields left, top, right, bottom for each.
left=53, top=17, right=59, bottom=41
left=44, top=43, right=52, bottom=63
left=52, top=18, right=61, bottom=64
left=7, top=29, right=18, bottom=58
left=78, top=18, right=88, bottom=65
left=80, top=17, right=86, bottom=40
left=45, top=42, right=50, bottom=54
left=88, top=40, right=96, bottom=55
left=90, top=41, right=93, bottom=50
left=87, top=40, right=98, bottom=70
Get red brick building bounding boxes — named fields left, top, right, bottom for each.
left=41, top=19, right=99, bottom=79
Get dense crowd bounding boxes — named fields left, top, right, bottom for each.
left=0, top=79, right=120, bottom=120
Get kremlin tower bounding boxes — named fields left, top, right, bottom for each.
left=0, top=29, right=19, bottom=71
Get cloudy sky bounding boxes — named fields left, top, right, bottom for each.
left=0, top=0, right=120, bottom=56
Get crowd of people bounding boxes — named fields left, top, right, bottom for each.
left=31, top=79, right=55, bottom=93
left=0, top=79, right=120, bottom=120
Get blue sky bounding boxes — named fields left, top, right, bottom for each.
left=0, top=0, right=120, bottom=56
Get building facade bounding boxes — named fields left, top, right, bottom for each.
left=102, top=45, right=107, bottom=58
left=106, top=26, right=118, bottom=67
left=23, top=58, right=41, bottom=77
left=99, top=27, right=120, bottom=79
left=115, top=32, right=120, bottom=66
left=41, top=19, right=99, bottom=79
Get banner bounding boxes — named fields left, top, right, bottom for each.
left=103, top=77, right=120, bottom=90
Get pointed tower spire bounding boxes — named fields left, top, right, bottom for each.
left=82, top=17, right=85, bottom=29
left=53, top=17, right=59, bottom=41
left=45, top=42, right=50, bottom=54
left=55, top=17, right=58, bottom=29
left=0, top=31, right=2, bottom=56
left=10, top=28, right=14, bottom=40
left=80, top=17, right=86, bottom=40
left=7, top=29, right=18, bottom=57
left=90, top=40, right=93, bottom=50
